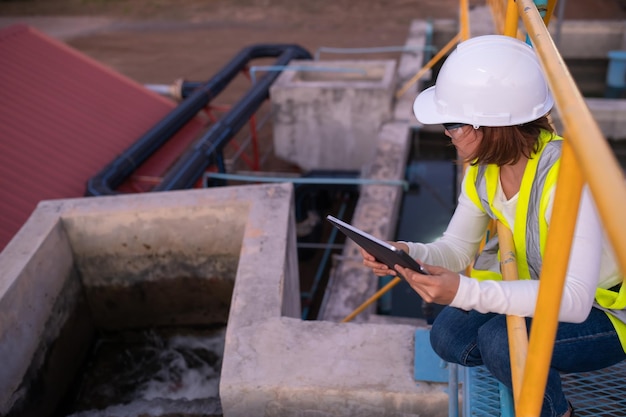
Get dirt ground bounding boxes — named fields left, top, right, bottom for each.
left=1, top=0, right=625, bottom=92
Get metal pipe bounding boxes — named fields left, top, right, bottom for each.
left=86, top=44, right=312, bottom=196
left=505, top=3, right=626, bottom=414
left=395, top=7, right=468, bottom=99
left=497, top=221, right=529, bottom=405
left=228, top=111, right=272, bottom=165
left=459, top=0, right=470, bottom=41
left=545, top=0, right=559, bottom=25
left=341, top=276, right=403, bottom=323
left=297, top=243, right=344, bottom=250
left=143, top=83, right=175, bottom=97
left=424, top=20, right=434, bottom=63
left=554, top=0, right=567, bottom=47
left=202, top=172, right=409, bottom=190
left=448, top=363, right=460, bottom=417
left=525, top=0, right=549, bottom=45
left=153, top=45, right=312, bottom=191
left=517, top=0, right=626, bottom=276
left=396, top=33, right=461, bottom=98
left=301, top=200, right=348, bottom=320
left=517, top=140, right=583, bottom=417
left=504, top=0, right=519, bottom=37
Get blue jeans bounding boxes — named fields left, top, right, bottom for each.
left=430, top=306, right=626, bottom=417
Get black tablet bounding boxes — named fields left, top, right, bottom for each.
left=326, top=215, right=428, bottom=275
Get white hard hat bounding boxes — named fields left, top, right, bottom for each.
left=413, top=35, right=554, bottom=127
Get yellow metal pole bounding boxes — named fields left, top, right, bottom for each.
left=517, top=0, right=626, bottom=280
left=459, top=0, right=470, bottom=41
left=395, top=33, right=461, bottom=99
left=497, top=222, right=529, bottom=404
left=544, top=0, right=558, bottom=25
left=503, top=0, right=519, bottom=37
left=341, top=276, right=402, bottom=323
left=517, top=140, right=584, bottom=417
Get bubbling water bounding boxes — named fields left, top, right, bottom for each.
left=64, top=326, right=225, bottom=417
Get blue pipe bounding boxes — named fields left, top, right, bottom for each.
left=448, top=363, right=459, bottom=417
left=153, top=45, right=312, bottom=191
left=301, top=200, right=348, bottom=320
left=85, top=44, right=312, bottom=196
left=203, top=172, right=409, bottom=190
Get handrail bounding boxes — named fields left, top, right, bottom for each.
left=503, top=0, right=626, bottom=415
left=395, top=33, right=460, bottom=99
left=497, top=221, right=529, bottom=404
left=344, top=0, right=626, bottom=414
left=395, top=0, right=470, bottom=98
left=518, top=0, right=626, bottom=266
left=341, top=277, right=402, bottom=323
left=518, top=139, right=585, bottom=416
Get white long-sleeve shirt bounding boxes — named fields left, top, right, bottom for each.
left=401, top=173, right=621, bottom=323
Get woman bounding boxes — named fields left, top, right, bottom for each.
left=361, top=35, right=625, bottom=417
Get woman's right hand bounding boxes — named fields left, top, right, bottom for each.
left=360, top=242, right=410, bottom=276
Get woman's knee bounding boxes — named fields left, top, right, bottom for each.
left=429, top=318, right=457, bottom=361
left=430, top=307, right=485, bottom=365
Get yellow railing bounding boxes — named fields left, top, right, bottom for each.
left=508, top=0, right=626, bottom=415
left=497, top=222, right=529, bottom=404
left=395, top=0, right=470, bottom=99
left=347, top=2, right=626, bottom=414
left=486, top=0, right=626, bottom=415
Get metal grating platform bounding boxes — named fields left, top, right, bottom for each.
left=463, top=360, right=626, bottom=416
left=415, top=328, right=626, bottom=415
left=561, top=361, right=626, bottom=416
left=463, top=366, right=514, bottom=417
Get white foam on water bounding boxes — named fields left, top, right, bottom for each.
left=65, top=327, right=225, bottom=417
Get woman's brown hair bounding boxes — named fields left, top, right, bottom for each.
left=468, top=116, right=555, bottom=166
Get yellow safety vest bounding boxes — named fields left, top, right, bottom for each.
left=465, top=129, right=626, bottom=351
left=465, top=129, right=561, bottom=281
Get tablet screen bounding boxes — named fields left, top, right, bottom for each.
left=326, top=215, right=428, bottom=275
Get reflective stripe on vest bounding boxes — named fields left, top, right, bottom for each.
left=468, top=130, right=562, bottom=280
left=525, top=139, right=562, bottom=279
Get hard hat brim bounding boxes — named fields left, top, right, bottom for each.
left=413, top=84, right=554, bottom=127
left=412, top=86, right=450, bottom=125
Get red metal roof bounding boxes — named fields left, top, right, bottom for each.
left=0, top=24, right=207, bottom=251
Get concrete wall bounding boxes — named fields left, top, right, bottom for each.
left=0, top=209, right=94, bottom=417
left=0, top=179, right=449, bottom=417
left=550, top=20, right=626, bottom=59
left=551, top=98, right=626, bottom=141
left=270, top=60, right=397, bottom=171
left=63, top=202, right=249, bottom=329
left=0, top=184, right=300, bottom=416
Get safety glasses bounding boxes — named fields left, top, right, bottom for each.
left=442, top=122, right=468, bottom=131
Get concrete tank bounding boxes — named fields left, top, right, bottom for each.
left=0, top=184, right=300, bottom=417
left=270, top=60, right=397, bottom=171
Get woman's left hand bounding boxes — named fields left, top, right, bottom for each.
left=394, top=263, right=461, bottom=305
